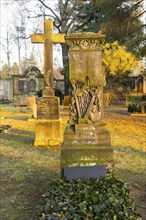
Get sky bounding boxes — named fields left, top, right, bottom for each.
left=0, top=0, right=63, bottom=72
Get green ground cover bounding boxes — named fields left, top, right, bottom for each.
left=0, top=104, right=145, bottom=219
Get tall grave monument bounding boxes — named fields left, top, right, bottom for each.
left=31, top=19, right=65, bottom=146
left=61, top=33, right=113, bottom=178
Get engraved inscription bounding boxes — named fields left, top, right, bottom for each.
left=66, top=128, right=98, bottom=145
left=37, top=97, right=59, bottom=119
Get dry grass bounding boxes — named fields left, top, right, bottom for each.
left=0, top=104, right=145, bottom=219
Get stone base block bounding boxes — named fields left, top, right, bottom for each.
left=61, top=123, right=113, bottom=176
left=61, top=145, right=113, bottom=167
left=34, top=119, right=63, bottom=146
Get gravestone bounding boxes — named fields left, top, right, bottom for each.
left=19, top=96, right=28, bottom=106
left=37, top=97, right=59, bottom=120
left=61, top=33, right=113, bottom=178
left=0, top=78, right=13, bottom=100
left=139, top=102, right=146, bottom=113
left=64, top=96, right=69, bottom=106
left=27, top=96, right=37, bottom=110
left=31, top=19, right=65, bottom=146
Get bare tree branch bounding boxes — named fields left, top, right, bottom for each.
left=129, top=0, right=144, bottom=12
left=0, top=42, right=7, bottom=53
left=131, top=10, right=146, bottom=20
left=28, top=14, right=56, bottom=20
left=38, top=0, right=61, bottom=22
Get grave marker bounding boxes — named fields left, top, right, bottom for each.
left=31, top=19, right=64, bottom=146
left=61, top=33, right=113, bottom=178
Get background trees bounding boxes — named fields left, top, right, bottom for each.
left=29, top=0, right=145, bottom=95
left=1, top=0, right=145, bottom=98
left=102, top=41, right=139, bottom=106
left=73, top=0, right=145, bottom=57
left=31, top=0, right=145, bottom=58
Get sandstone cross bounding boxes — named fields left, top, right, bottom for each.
left=31, top=19, right=65, bottom=89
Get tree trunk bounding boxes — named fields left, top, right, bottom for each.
left=61, top=43, right=69, bottom=95
left=6, top=31, right=10, bottom=75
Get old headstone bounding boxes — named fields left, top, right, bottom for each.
left=31, top=19, right=65, bottom=146
left=27, top=96, right=37, bottom=110
left=139, top=102, right=146, bottom=113
left=61, top=33, right=113, bottom=178
left=0, top=78, right=13, bottom=100
left=64, top=96, right=69, bottom=106
left=19, top=96, right=28, bottom=106
left=32, top=103, right=37, bottom=119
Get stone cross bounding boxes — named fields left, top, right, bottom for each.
left=31, top=19, right=65, bottom=89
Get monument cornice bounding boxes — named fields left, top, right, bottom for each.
left=65, top=32, right=105, bottom=50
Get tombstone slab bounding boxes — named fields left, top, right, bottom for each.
left=32, top=103, right=37, bottom=119
left=139, top=102, right=146, bottom=113
left=19, top=96, right=28, bottom=106
left=27, top=96, right=37, bottom=110
left=61, top=33, right=113, bottom=177
left=37, top=97, right=60, bottom=120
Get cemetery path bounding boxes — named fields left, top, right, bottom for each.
left=0, top=106, right=145, bottom=219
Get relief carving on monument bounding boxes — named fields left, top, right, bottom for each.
left=70, top=75, right=101, bottom=123
left=44, top=69, right=52, bottom=88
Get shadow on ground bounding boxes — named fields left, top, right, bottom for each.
left=0, top=128, right=35, bottom=147
left=0, top=156, right=60, bottom=220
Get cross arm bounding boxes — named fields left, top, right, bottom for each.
left=31, top=34, right=44, bottom=43
left=52, top=34, right=65, bottom=43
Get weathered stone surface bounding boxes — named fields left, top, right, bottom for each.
left=34, top=119, right=63, bottom=146
left=0, top=79, right=13, bottom=100
left=65, top=33, right=105, bottom=123
left=139, top=102, right=146, bottom=113
left=61, top=32, right=113, bottom=177
left=27, top=96, right=36, bottom=110
left=65, top=33, right=105, bottom=86
left=61, top=124, right=113, bottom=172
left=37, top=97, right=60, bottom=120
left=42, top=88, right=54, bottom=97
left=32, top=104, right=37, bottom=118
left=31, top=19, right=65, bottom=95
left=64, top=96, right=70, bottom=106
left=19, top=96, right=28, bottom=106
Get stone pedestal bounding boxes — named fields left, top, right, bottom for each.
left=61, top=123, right=113, bottom=176
left=34, top=119, right=63, bottom=146
left=42, top=88, right=54, bottom=97
left=34, top=96, right=63, bottom=146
